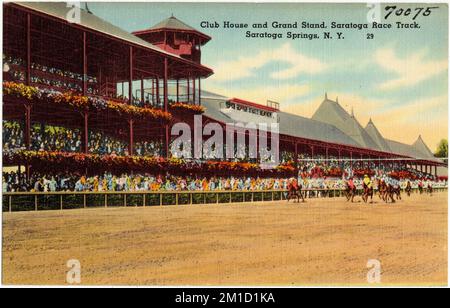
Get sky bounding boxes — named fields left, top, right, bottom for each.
left=88, top=2, right=448, bottom=151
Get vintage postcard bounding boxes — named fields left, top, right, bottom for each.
left=1, top=1, right=448, bottom=291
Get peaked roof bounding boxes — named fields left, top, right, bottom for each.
left=412, top=135, right=435, bottom=159
left=201, top=97, right=361, bottom=148
left=364, top=119, right=392, bottom=152
left=133, top=15, right=211, bottom=43
left=385, top=138, right=442, bottom=162
left=311, top=97, right=380, bottom=150
left=385, top=139, right=419, bottom=158
left=201, top=90, right=441, bottom=163
left=150, top=16, right=198, bottom=32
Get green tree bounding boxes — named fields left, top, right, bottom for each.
left=434, top=139, right=448, bottom=158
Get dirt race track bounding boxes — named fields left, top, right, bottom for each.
left=2, top=191, right=448, bottom=286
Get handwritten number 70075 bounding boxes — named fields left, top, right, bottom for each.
left=384, top=6, right=439, bottom=20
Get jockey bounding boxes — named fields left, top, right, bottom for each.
left=347, top=177, right=355, bottom=189
left=363, top=174, right=372, bottom=188
left=291, top=178, right=299, bottom=190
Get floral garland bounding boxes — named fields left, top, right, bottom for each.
left=3, top=81, right=172, bottom=122
left=325, top=167, right=343, bottom=177
left=170, top=102, right=205, bottom=114
left=3, top=81, right=38, bottom=100
left=276, top=163, right=296, bottom=173
left=353, top=169, right=376, bottom=177
left=4, top=150, right=296, bottom=176
left=389, top=171, right=418, bottom=180
left=107, top=100, right=171, bottom=121
left=206, top=161, right=259, bottom=173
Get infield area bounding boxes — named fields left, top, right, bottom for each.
left=2, top=192, right=447, bottom=286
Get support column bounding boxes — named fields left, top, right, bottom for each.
left=311, top=146, right=314, bottom=158
left=129, top=119, right=134, bottom=156
left=350, top=151, right=353, bottom=169
left=294, top=143, right=299, bottom=174
left=82, top=31, right=87, bottom=96
left=198, top=77, right=201, bottom=106
left=187, top=77, right=190, bottom=103
left=152, top=79, right=155, bottom=104
left=140, top=78, right=144, bottom=104
left=193, top=78, right=196, bottom=105
left=24, top=105, right=31, bottom=150
left=83, top=112, right=89, bottom=154
left=435, top=165, right=438, bottom=177
left=164, top=57, right=169, bottom=157
left=325, top=147, right=329, bottom=166
left=24, top=103, right=32, bottom=181
left=156, top=77, right=160, bottom=105
left=176, top=79, right=179, bottom=103
left=129, top=46, right=133, bottom=103
left=26, top=13, right=31, bottom=86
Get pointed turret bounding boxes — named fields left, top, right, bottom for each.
left=412, top=135, right=435, bottom=159
left=364, top=118, right=391, bottom=152
left=312, top=97, right=380, bottom=150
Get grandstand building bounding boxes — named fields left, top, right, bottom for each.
left=2, top=2, right=446, bottom=180
left=201, top=92, right=445, bottom=177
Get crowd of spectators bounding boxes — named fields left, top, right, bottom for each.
left=3, top=120, right=162, bottom=157
left=2, top=172, right=290, bottom=193
left=2, top=121, right=25, bottom=152
left=4, top=55, right=97, bottom=94
left=3, top=169, right=446, bottom=193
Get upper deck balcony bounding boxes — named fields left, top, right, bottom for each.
left=3, top=2, right=213, bottom=110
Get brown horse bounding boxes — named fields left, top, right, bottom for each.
left=384, top=184, right=396, bottom=203
left=287, top=180, right=305, bottom=203
left=377, top=179, right=387, bottom=200
left=377, top=179, right=396, bottom=203
left=405, top=181, right=412, bottom=197
left=392, top=185, right=402, bottom=200
left=345, top=182, right=357, bottom=203
left=427, top=183, right=433, bottom=196
left=362, top=182, right=373, bottom=203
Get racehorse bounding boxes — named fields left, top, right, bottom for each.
left=418, top=182, right=424, bottom=194
left=377, top=179, right=387, bottom=200
left=287, top=179, right=305, bottom=203
left=391, top=184, right=401, bottom=200
left=405, top=181, right=412, bottom=197
left=427, top=183, right=433, bottom=196
left=383, top=184, right=396, bottom=203
left=344, top=182, right=357, bottom=203
left=362, top=182, right=373, bottom=203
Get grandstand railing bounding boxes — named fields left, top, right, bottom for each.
left=2, top=187, right=447, bottom=212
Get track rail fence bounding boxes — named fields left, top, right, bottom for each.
left=2, top=187, right=447, bottom=212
